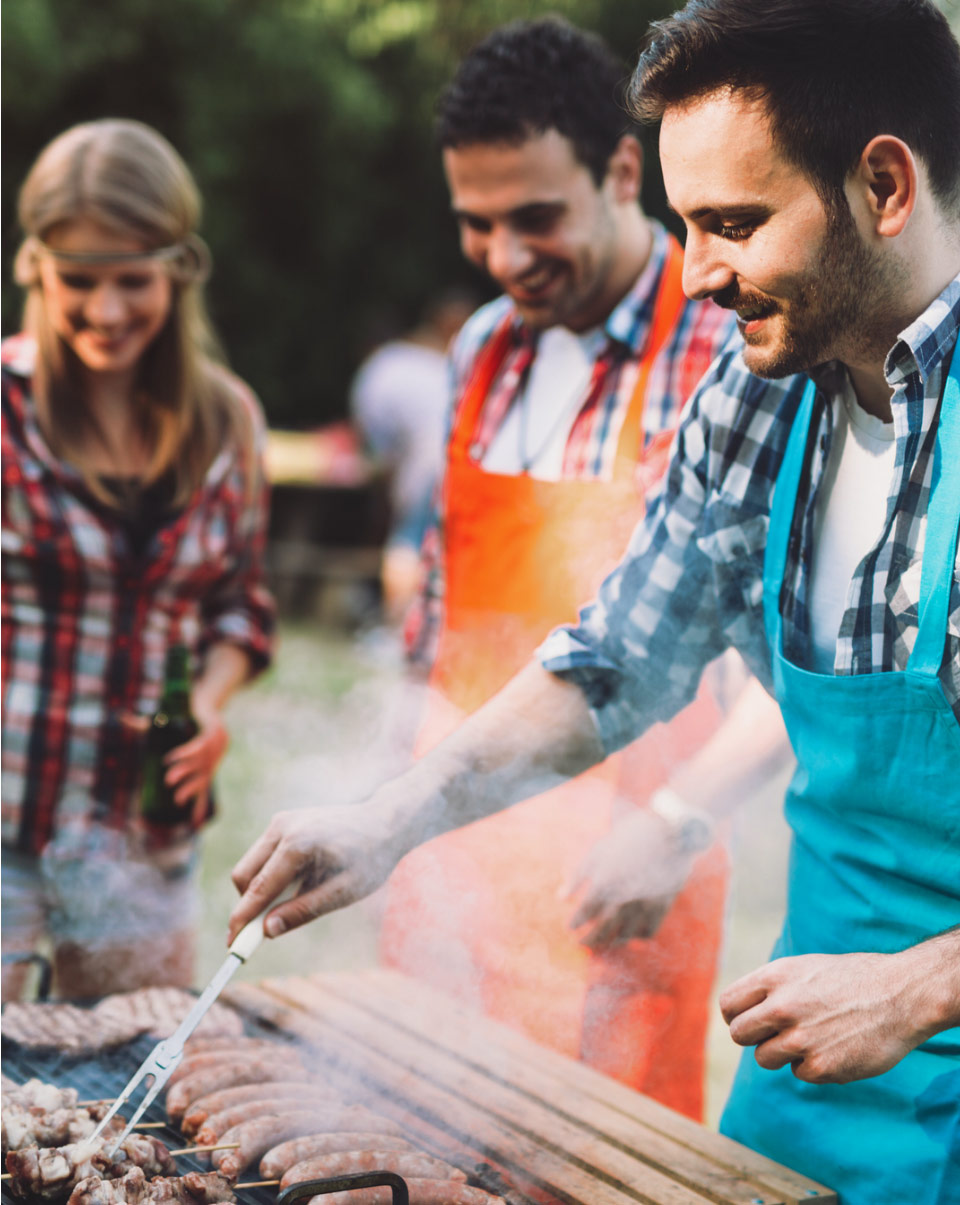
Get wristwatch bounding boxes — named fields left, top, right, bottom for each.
left=648, top=786, right=716, bottom=855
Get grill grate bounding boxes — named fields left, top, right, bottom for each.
left=1, top=1020, right=522, bottom=1205
left=2, top=1028, right=301, bottom=1205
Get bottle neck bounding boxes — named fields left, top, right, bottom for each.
left=162, top=646, right=193, bottom=711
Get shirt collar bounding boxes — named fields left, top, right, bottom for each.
left=603, top=220, right=673, bottom=355
left=886, top=270, right=960, bottom=389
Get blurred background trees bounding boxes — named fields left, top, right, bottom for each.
left=1, top=0, right=679, bottom=427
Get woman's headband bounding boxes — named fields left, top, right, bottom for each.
left=17, top=233, right=212, bottom=284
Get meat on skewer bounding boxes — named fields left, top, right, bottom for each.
left=66, top=1168, right=235, bottom=1205
left=5, top=1133, right=176, bottom=1202
left=1, top=1101, right=117, bottom=1157
left=1, top=1081, right=80, bottom=1112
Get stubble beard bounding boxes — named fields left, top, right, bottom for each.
left=742, top=206, right=903, bottom=379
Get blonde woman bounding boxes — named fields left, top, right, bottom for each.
left=1, top=120, right=276, bottom=1001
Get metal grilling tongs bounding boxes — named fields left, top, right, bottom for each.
left=89, top=893, right=291, bottom=1157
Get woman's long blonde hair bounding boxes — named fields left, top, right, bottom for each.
left=13, top=118, right=251, bottom=505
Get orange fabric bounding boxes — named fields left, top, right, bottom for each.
left=380, top=238, right=729, bottom=1120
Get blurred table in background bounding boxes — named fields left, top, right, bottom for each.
left=265, top=425, right=390, bottom=624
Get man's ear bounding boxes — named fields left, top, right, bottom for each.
left=606, top=134, right=643, bottom=203
left=850, top=135, right=918, bottom=238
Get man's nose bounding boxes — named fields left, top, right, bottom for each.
left=485, top=225, right=534, bottom=282
left=85, top=283, right=126, bottom=327
left=681, top=230, right=735, bottom=302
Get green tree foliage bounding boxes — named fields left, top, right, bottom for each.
left=2, top=0, right=676, bottom=426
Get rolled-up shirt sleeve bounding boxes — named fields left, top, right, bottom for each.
left=538, top=356, right=743, bottom=756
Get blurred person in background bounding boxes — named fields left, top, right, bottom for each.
left=232, top=0, right=960, bottom=1197
left=349, top=290, right=475, bottom=623
left=376, top=17, right=791, bottom=1121
left=1, top=119, right=275, bottom=1002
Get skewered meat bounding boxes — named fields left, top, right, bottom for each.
left=211, top=1109, right=406, bottom=1180
left=182, top=1083, right=340, bottom=1139
left=302, top=1185, right=506, bottom=1205
left=2, top=990, right=241, bottom=1056
left=1, top=1081, right=79, bottom=1112
left=66, top=1168, right=235, bottom=1205
left=165, top=1060, right=310, bottom=1121
left=1, top=1101, right=115, bottom=1157
left=5, top=1133, right=176, bottom=1202
left=279, top=1151, right=467, bottom=1186
left=259, top=1132, right=413, bottom=1179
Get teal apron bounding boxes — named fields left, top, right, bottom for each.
left=720, top=355, right=960, bottom=1204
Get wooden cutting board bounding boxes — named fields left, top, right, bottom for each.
left=225, top=968, right=836, bottom=1205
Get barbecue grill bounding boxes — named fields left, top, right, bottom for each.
left=2, top=970, right=838, bottom=1205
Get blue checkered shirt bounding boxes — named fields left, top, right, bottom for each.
left=539, top=274, right=960, bottom=748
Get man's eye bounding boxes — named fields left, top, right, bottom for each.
left=459, top=216, right=491, bottom=234
left=514, top=210, right=558, bottom=234
left=718, top=222, right=755, bottom=241
left=117, top=274, right=154, bottom=289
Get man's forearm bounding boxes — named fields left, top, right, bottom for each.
left=368, top=660, right=605, bottom=860
left=902, top=927, right=960, bottom=1039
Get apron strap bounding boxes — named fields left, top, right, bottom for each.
left=908, top=345, right=960, bottom=678
left=763, top=378, right=818, bottom=653
left=613, top=235, right=688, bottom=479
left=448, top=317, right=517, bottom=463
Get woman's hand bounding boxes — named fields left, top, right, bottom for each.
left=163, top=698, right=229, bottom=826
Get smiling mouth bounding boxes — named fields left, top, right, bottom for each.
left=510, top=263, right=563, bottom=301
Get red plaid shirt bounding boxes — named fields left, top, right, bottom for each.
left=1, top=336, right=276, bottom=854
left=405, top=223, right=737, bottom=670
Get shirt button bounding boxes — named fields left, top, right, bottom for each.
left=469, top=442, right=484, bottom=460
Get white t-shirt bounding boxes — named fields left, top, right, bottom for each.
left=482, top=326, right=607, bottom=480
left=807, top=376, right=897, bottom=672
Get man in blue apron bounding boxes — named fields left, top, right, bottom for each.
left=230, top=1, right=960, bottom=1198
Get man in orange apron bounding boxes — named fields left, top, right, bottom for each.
left=378, top=17, right=788, bottom=1122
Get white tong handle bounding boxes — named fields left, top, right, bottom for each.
left=90, top=881, right=301, bottom=1153
left=229, top=877, right=302, bottom=960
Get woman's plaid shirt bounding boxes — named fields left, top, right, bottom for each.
left=1, top=337, right=276, bottom=854
left=539, top=275, right=960, bottom=750
left=406, top=222, right=737, bottom=670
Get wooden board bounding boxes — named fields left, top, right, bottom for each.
left=225, top=970, right=837, bottom=1205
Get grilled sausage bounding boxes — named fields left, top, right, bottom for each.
left=259, top=1133, right=413, bottom=1180
left=212, top=1109, right=405, bottom=1180
left=181, top=1038, right=282, bottom=1058
left=196, top=1098, right=339, bottom=1147
left=165, top=1060, right=309, bottom=1120
left=279, top=1151, right=466, bottom=1187
left=304, top=1185, right=506, bottom=1205
left=167, top=1049, right=302, bottom=1090
left=182, top=1084, right=340, bottom=1139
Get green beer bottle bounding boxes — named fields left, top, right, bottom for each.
left=140, top=644, right=199, bottom=826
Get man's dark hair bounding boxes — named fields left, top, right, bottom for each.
left=436, top=16, right=639, bottom=186
left=629, top=0, right=960, bottom=217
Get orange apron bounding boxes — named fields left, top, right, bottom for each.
left=380, top=240, right=729, bottom=1120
